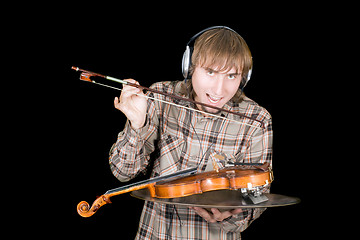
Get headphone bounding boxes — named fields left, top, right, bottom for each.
left=181, top=26, right=252, bottom=88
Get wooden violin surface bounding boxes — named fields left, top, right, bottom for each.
left=152, top=164, right=273, bottom=198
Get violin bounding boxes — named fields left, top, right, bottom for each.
left=77, top=162, right=273, bottom=217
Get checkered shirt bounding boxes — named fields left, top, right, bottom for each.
left=109, top=80, right=273, bottom=239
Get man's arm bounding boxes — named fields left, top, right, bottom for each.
left=109, top=80, right=159, bottom=182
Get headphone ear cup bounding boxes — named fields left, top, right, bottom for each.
left=182, top=46, right=191, bottom=79
left=247, top=67, right=252, bottom=82
left=241, top=67, right=252, bottom=88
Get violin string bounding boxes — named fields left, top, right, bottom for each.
left=87, top=80, right=262, bottom=129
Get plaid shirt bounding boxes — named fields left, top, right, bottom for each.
left=109, top=81, right=273, bottom=240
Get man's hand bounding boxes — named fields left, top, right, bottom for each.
left=190, top=207, right=243, bottom=223
left=114, top=79, right=147, bottom=129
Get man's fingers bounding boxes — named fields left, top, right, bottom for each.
left=210, top=208, right=222, bottom=221
left=211, top=208, right=232, bottom=221
left=191, top=207, right=242, bottom=223
left=193, top=207, right=216, bottom=223
left=230, top=208, right=243, bottom=216
left=120, top=85, right=144, bottom=102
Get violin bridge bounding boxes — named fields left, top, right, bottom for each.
left=212, top=159, right=220, bottom=173
left=212, top=154, right=225, bottom=173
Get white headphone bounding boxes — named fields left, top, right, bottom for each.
left=181, top=26, right=252, bottom=88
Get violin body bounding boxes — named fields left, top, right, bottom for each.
left=151, top=164, right=273, bottom=199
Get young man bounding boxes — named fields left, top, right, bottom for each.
left=110, top=26, right=273, bottom=239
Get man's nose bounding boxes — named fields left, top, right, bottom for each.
left=212, top=75, right=225, bottom=95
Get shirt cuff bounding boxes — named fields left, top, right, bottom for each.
left=220, top=214, right=249, bottom=232
left=123, top=115, right=150, bottom=147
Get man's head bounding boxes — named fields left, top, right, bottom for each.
left=190, top=28, right=252, bottom=86
left=182, top=27, right=252, bottom=114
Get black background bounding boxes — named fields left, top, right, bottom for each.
left=59, top=3, right=338, bottom=239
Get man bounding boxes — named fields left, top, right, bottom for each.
left=109, top=26, right=273, bottom=239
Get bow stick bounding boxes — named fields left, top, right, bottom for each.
left=73, top=66, right=264, bottom=128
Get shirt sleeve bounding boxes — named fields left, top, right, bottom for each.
left=243, top=117, right=273, bottom=165
left=108, top=98, right=160, bottom=182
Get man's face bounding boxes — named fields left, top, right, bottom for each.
left=191, top=66, right=242, bottom=114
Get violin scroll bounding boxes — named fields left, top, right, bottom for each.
left=77, top=201, right=90, bottom=217
left=77, top=195, right=112, bottom=217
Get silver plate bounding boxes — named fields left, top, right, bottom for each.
left=131, top=188, right=300, bottom=209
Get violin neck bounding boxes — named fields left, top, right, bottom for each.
left=105, top=167, right=198, bottom=197
left=76, top=167, right=197, bottom=217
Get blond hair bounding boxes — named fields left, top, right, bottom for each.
left=191, top=28, right=252, bottom=82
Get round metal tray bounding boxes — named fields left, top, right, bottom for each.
left=131, top=188, right=300, bottom=209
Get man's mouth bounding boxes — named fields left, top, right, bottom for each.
left=206, top=93, right=223, bottom=104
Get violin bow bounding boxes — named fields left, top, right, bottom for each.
left=72, top=66, right=264, bottom=128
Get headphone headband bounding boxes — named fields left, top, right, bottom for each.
left=182, top=26, right=252, bottom=88
left=186, top=26, right=237, bottom=46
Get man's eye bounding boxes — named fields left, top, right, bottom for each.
left=228, top=75, right=236, bottom=79
left=207, top=71, right=214, bottom=76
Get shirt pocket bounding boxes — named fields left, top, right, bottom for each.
left=157, top=133, right=185, bottom=175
